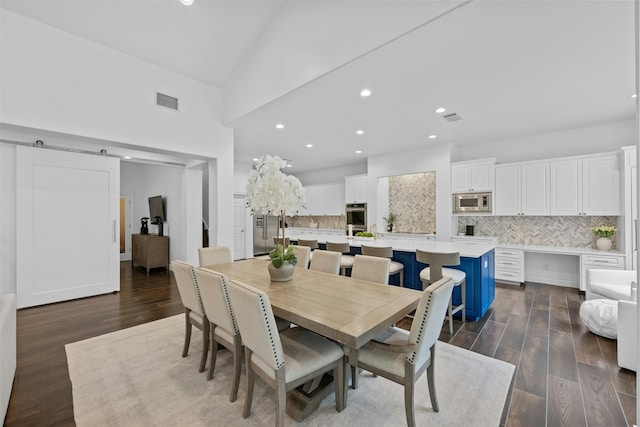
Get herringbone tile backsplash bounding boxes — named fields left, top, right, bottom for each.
left=388, top=172, right=436, bottom=234
left=457, top=216, right=618, bottom=248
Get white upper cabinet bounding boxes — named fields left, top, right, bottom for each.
left=582, top=154, right=620, bottom=215
left=301, top=182, right=345, bottom=216
left=345, top=175, right=367, bottom=203
left=550, top=153, right=620, bottom=216
left=451, top=159, right=496, bottom=193
left=495, top=161, right=549, bottom=216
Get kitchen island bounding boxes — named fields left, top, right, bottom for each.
left=286, top=231, right=495, bottom=321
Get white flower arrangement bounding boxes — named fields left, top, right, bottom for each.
left=246, top=155, right=306, bottom=267
left=246, top=155, right=306, bottom=216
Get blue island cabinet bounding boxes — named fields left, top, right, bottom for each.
left=320, top=242, right=495, bottom=321
left=392, top=249, right=495, bottom=322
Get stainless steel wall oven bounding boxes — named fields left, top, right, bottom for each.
left=346, top=203, right=367, bottom=233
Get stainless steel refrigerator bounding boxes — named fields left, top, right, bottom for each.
left=253, top=214, right=279, bottom=256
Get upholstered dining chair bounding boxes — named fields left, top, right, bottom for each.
left=292, top=245, right=311, bottom=269
left=198, top=246, right=232, bottom=268
left=273, top=237, right=290, bottom=247
left=351, top=254, right=391, bottom=285
left=326, top=241, right=355, bottom=275
left=361, top=245, right=404, bottom=286
left=353, top=276, right=454, bottom=427
left=171, top=260, right=209, bottom=373
left=416, top=249, right=466, bottom=334
left=193, top=267, right=242, bottom=402
left=309, top=250, right=342, bottom=275
left=297, top=239, right=319, bottom=262
left=226, top=279, right=346, bottom=427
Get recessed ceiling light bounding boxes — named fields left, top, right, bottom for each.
left=428, top=135, right=437, bottom=139
left=275, top=123, right=284, bottom=129
left=360, top=89, right=372, bottom=97
left=435, top=107, right=446, bottom=113
left=306, top=144, right=313, bottom=148
left=180, top=0, right=193, bottom=5
left=355, top=150, right=362, bottom=154
left=252, top=158, right=259, bottom=162
left=356, top=130, right=364, bottom=135
left=632, top=94, right=638, bottom=98
left=286, top=164, right=292, bottom=168
left=123, top=155, right=132, bottom=159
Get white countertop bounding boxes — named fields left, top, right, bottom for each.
left=287, top=231, right=494, bottom=258
left=496, top=243, right=625, bottom=256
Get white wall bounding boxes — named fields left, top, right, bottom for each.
left=0, top=10, right=235, bottom=279
left=234, top=161, right=253, bottom=195
left=0, top=143, right=16, bottom=296
left=452, top=119, right=636, bottom=164
left=368, top=142, right=453, bottom=240
left=295, top=161, right=367, bottom=186
left=223, top=1, right=465, bottom=122
left=120, top=162, right=184, bottom=260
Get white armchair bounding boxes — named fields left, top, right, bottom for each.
left=618, top=296, right=637, bottom=371
left=585, top=269, right=636, bottom=301
left=585, top=269, right=637, bottom=372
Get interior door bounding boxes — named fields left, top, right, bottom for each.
left=632, top=165, right=637, bottom=270
left=233, top=195, right=246, bottom=260
left=120, top=194, right=132, bottom=261
left=16, top=146, right=120, bottom=308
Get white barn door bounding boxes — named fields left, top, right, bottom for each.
left=16, top=146, right=120, bottom=308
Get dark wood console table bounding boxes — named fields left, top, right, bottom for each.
left=132, top=234, right=169, bottom=275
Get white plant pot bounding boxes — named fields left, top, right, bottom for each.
left=596, top=237, right=612, bottom=251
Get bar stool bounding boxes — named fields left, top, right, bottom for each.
left=360, top=245, right=404, bottom=287
left=297, top=239, right=319, bottom=261
left=325, top=241, right=355, bottom=276
left=416, top=249, right=466, bottom=334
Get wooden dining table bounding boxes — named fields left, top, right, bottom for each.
left=210, top=258, right=422, bottom=419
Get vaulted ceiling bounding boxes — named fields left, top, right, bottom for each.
left=2, top=0, right=636, bottom=173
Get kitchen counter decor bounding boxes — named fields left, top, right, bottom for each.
left=593, top=225, right=616, bottom=251
left=246, top=154, right=306, bottom=281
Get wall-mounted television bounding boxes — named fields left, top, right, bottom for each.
left=148, top=196, right=165, bottom=224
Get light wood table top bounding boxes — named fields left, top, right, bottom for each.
left=211, top=258, right=422, bottom=350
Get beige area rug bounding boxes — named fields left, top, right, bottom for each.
left=66, top=315, right=515, bottom=427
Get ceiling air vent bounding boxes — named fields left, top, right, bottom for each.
left=156, top=92, right=179, bottom=111
left=443, top=112, right=462, bottom=122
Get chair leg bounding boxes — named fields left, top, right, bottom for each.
left=275, top=373, right=286, bottom=427
left=448, top=296, right=454, bottom=335
left=334, top=359, right=345, bottom=412
left=427, top=346, right=439, bottom=412
left=199, top=320, right=210, bottom=373
left=404, top=376, right=416, bottom=427
left=182, top=309, right=192, bottom=357
left=242, top=349, right=254, bottom=418
left=461, top=280, right=466, bottom=322
left=351, top=365, right=358, bottom=389
left=399, top=271, right=404, bottom=287
left=230, top=337, right=242, bottom=402
left=207, top=325, right=217, bottom=380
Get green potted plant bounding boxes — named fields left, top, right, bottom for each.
left=269, top=244, right=297, bottom=268
left=246, top=155, right=306, bottom=281
left=383, top=212, right=397, bottom=232
left=592, top=225, right=616, bottom=251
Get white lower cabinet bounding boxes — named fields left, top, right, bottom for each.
left=580, top=253, right=625, bottom=291
left=495, top=247, right=524, bottom=284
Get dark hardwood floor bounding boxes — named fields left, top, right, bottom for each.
left=4, top=263, right=637, bottom=426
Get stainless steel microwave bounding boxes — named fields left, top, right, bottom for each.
left=452, top=192, right=492, bottom=213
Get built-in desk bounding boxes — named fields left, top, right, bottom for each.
left=287, top=233, right=496, bottom=321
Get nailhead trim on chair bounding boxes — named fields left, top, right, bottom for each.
left=258, top=293, right=284, bottom=369
left=407, top=291, right=433, bottom=364
left=220, top=276, right=239, bottom=335
left=189, top=266, right=206, bottom=316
